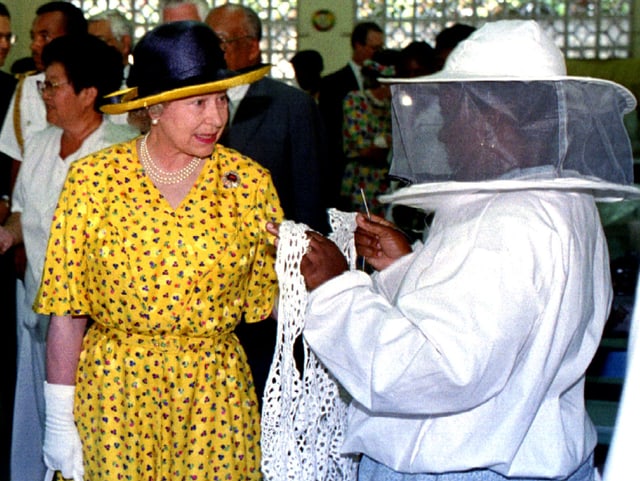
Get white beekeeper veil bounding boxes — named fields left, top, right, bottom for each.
left=380, top=20, right=640, bottom=208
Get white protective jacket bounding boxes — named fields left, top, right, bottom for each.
left=304, top=190, right=610, bottom=478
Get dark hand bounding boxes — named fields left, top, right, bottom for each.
left=355, top=213, right=412, bottom=271
left=266, top=222, right=348, bottom=291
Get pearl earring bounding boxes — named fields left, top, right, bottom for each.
left=151, top=118, right=159, bottom=126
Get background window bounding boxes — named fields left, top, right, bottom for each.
left=356, top=0, right=632, bottom=59
left=70, top=0, right=298, bottom=79
left=70, top=0, right=633, bottom=84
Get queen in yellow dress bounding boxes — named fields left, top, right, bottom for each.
left=34, top=21, right=282, bottom=481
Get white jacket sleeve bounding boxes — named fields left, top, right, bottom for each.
left=303, top=198, right=566, bottom=416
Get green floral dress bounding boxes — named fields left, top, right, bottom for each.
left=34, top=139, right=283, bottom=481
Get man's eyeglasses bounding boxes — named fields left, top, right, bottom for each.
left=37, top=80, right=70, bottom=96
left=217, top=35, right=254, bottom=50
left=0, top=33, right=16, bottom=45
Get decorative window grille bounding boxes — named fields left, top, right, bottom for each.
left=356, top=0, right=633, bottom=59
left=70, top=0, right=298, bottom=79
left=69, top=0, right=634, bottom=77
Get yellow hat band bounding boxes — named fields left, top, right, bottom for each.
left=101, top=65, right=271, bottom=115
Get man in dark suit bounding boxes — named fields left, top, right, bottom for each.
left=206, top=3, right=328, bottom=402
left=317, top=22, right=384, bottom=207
left=0, top=1, right=15, bottom=213
left=206, top=4, right=327, bottom=233
left=0, top=4, right=17, bottom=479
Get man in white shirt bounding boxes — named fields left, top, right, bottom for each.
left=0, top=2, right=87, bottom=164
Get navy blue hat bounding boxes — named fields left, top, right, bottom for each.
left=101, top=21, right=269, bottom=114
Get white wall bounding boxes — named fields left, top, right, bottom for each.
left=297, top=0, right=353, bottom=75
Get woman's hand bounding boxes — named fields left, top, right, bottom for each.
left=266, top=222, right=348, bottom=291
left=355, top=213, right=412, bottom=271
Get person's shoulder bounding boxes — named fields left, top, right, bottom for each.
left=0, top=70, right=17, bottom=89
left=102, top=120, right=140, bottom=145
left=252, top=76, right=317, bottom=108
left=22, top=125, right=62, bottom=165
left=255, top=76, right=308, bottom=98
left=25, top=123, right=62, bottom=147
left=476, top=190, right=589, bottom=235
left=19, top=71, right=43, bottom=87
left=216, top=144, right=273, bottom=179
left=73, top=136, right=138, bottom=173
left=322, top=64, right=352, bottom=82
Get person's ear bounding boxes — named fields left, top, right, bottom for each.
left=80, top=86, right=98, bottom=109
left=147, top=103, right=165, bottom=125
left=247, top=38, right=261, bottom=65
left=121, top=34, right=132, bottom=60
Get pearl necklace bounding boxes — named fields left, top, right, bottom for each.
left=139, top=133, right=202, bottom=185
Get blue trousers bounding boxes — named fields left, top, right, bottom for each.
left=358, top=453, right=596, bottom=481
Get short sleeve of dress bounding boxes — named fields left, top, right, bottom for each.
left=33, top=161, right=95, bottom=316
left=242, top=171, right=283, bottom=324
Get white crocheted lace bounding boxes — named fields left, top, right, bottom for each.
left=261, top=209, right=359, bottom=481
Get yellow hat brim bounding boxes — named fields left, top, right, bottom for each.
left=100, top=64, right=271, bottom=115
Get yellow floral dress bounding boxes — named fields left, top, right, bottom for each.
left=34, top=138, right=283, bottom=481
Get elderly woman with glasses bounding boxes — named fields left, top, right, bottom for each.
left=33, top=21, right=282, bottom=481
left=0, top=33, right=138, bottom=481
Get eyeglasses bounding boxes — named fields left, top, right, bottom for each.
left=0, top=33, right=16, bottom=45
left=217, top=35, right=254, bottom=51
left=36, top=80, right=70, bottom=96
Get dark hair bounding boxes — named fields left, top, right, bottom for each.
left=36, top=1, right=88, bottom=36
left=0, top=3, right=10, bottom=18
left=42, top=34, right=123, bottom=112
left=351, top=22, right=383, bottom=49
left=290, top=50, right=323, bottom=74
left=398, top=41, right=437, bottom=77
left=11, top=57, right=35, bottom=75
left=290, top=49, right=323, bottom=93
left=435, top=23, right=476, bottom=52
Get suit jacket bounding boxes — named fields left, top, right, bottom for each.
left=318, top=64, right=360, bottom=205
left=221, top=76, right=328, bottom=233
left=0, top=71, right=17, bottom=198
left=221, top=76, right=328, bottom=404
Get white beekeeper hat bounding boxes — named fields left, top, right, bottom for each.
left=380, top=20, right=640, bottom=207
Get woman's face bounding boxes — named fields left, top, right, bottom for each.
left=435, top=83, right=536, bottom=180
left=41, top=62, right=92, bottom=129
left=151, top=92, right=229, bottom=160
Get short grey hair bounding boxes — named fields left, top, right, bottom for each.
left=208, top=3, right=262, bottom=41
left=160, top=0, right=210, bottom=22
left=89, top=9, right=133, bottom=41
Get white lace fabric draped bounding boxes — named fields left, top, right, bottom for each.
left=261, top=209, right=359, bottom=481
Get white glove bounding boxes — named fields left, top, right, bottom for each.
left=43, top=382, right=84, bottom=481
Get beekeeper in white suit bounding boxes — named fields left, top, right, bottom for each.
left=267, top=19, right=640, bottom=481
